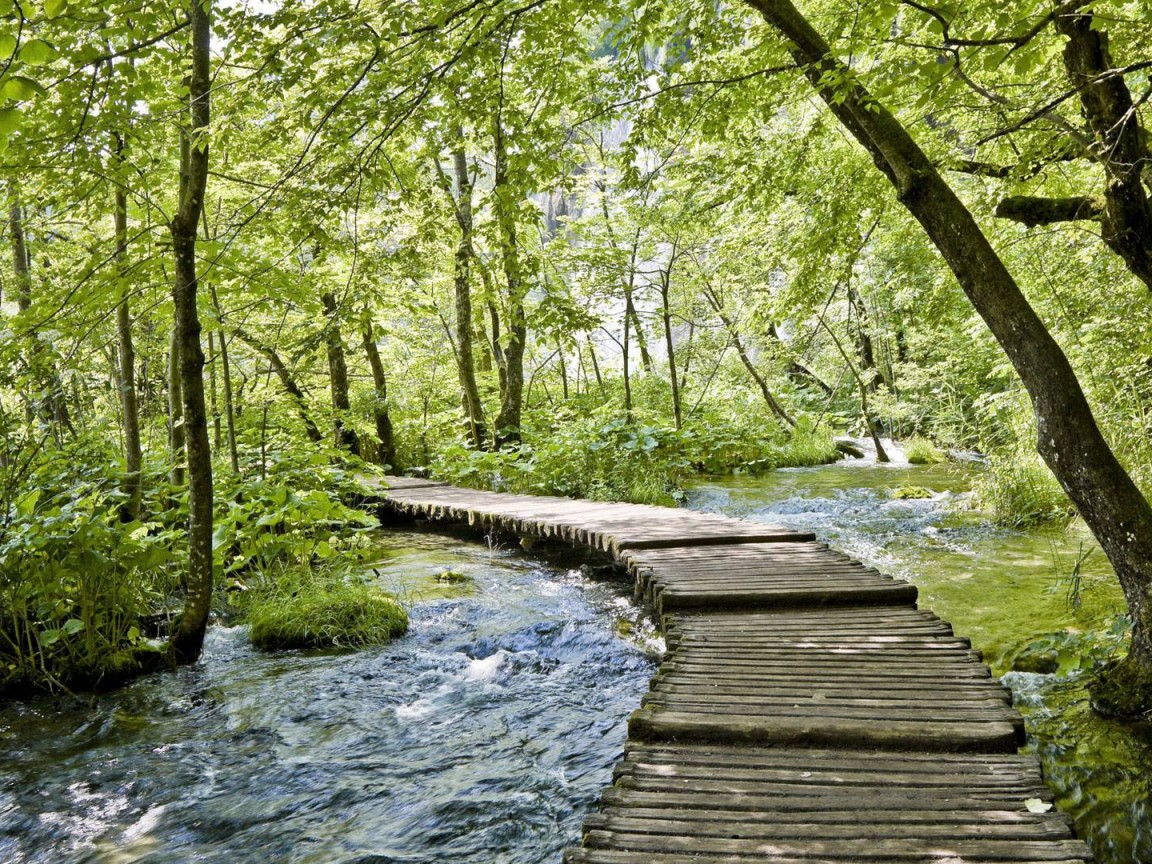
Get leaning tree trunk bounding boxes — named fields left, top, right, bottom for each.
left=208, top=284, right=239, bottom=473
left=745, top=0, right=1152, bottom=717
left=112, top=145, right=143, bottom=520
left=167, top=0, right=213, bottom=665
left=233, top=326, right=323, bottom=443
left=658, top=264, right=682, bottom=430
left=320, top=291, right=361, bottom=456
left=360, top=311, right=397, bottom=470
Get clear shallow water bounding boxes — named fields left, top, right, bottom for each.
left=687, top=462, right=1152, bottom=864
left=0, top=531, right=658, bottom=864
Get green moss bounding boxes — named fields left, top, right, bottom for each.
left=904, top=436, right=946, bottom=464
left=892, top=485, right=934, bottom=500
left=435, top=568, right=471, bottom=584
left=244, top=572, right=408, bottom=651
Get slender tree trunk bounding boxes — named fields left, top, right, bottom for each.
left=208, top=331, right=221, bottom=449
left=168, top=329, right=184, bottom=487
left=819, top=317, right=890, bottom=463
left=360, top=311, right=397, bottom=470
left=702, top=285, right=794, bottom=427
left=320, top=291, right=361, bottom=456
left=448, top=143, right=487, bottom=449
left=7, top=189, right=30, bottom=314
left=848, top=285, right=886, bottom=391
left=492, top=114, right=526, bottom=450
left=628, top=298, right=652, bottom=373
left=746, top=0, right=1152, bottom=716
left=167, top=0, right=213, bottom=664
left=659, top=266, right=682, bottom=430
left=234, top=327, right=323, bottom=443
left=112, top=155, right=143, bottom=520
left=588, top=341, right=603, bottom=387
left=208, top=284, right=239, bottom=473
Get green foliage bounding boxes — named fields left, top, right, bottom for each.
left=976, top=455, right=1075, bottom=528
left=237, top=565, right=408, bottom=651
left=0, top=465, right=177, bottom=695
left=904, top=436, right=946, bottom=464
left=213, top=449, right=379, bottom=575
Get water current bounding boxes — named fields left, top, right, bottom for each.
left=685, top=456, right=1152, bottom=864
left=0, top=531, right=659, bottom=864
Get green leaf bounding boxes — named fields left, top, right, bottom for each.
left=63, top=617, right=85, bottom=635
left=38, top=628, right=62, bottom=646
left=0, top=75, right=46, bottom=102
left=44, top=0, right=68, bottom=18
left=0, top=34, right=16, bottom=60
left=19, top=39, right=58, bottom=66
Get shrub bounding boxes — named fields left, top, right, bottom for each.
left=904, top=436, right=946, bottom=464
left=241, top=567, right=408, bottom=650
left=976, top=455, right=1075, bottom=528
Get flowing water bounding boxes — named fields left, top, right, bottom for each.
left=686, top=458, right=1152, bottom=864
left=0, top=531, right=659, bottom=864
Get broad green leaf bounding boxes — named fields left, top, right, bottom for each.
left=38, top=628, right=62, bottom=646
left=0, top=75, right=46, bottom=102
left=18, top=39, right=58, bottom=66
left=63, top=618, right=85, bottom=635
left=0, top=34, right=16, bottom=60
left=44, top=0, right=68, bottom=18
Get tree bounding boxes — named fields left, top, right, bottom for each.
left=167, top=0, right=214, bottom=665
left=742, top=0, right=1152, bottom=716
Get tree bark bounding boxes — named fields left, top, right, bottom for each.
left=448, top=143, right=488, bottom=449
left=745, top=0, right=1152, bottom=716
left=1054, top=11, right=1152, bottom=291
left=360, top=311, right=397, bottom=470
left=848, top=285, right=886, bottom=392
left=112, top=147, right=143, bottom=520
left=320, top=291, right=361, bottom=456
left=492, top=113, right=526, bottom=450
left=167, top=0, right=213, bottom=665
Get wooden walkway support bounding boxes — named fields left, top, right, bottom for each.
left=366, top=476, right=1093, bottom=863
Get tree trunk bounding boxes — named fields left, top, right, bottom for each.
left=320, top=291, right=361, bottom=456
left=112, top=159, right=143, bottom=520
left=360, top=311, right=397, bottom=470
left=449, top=143, right=488, bottom=449
left=7, top=188, right=30, bottom=314
left=492, top=114, right=526, bottom=450
left=702, top=285, right=794, bottom=428
left=167, top=0, right=213, bottom=665
left=208, top=331, right=221, bottom=449
left=745, top=0, right=1152, bottom=716
left=848, top=285, right=886, bottom=391
left=208, top=283, right=239, bottom=473
left=168, top=329, right=184, bottom=487
left=659, top=266, right=682, bottom=430
left=234, top=327, right=323, bottom=443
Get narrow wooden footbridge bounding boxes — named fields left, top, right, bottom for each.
left=366, top=476, right=1094, bottom=863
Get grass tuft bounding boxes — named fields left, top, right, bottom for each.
left=904, top=436, right=946, bottom=464
left=240, top=566, right=407, bottom=651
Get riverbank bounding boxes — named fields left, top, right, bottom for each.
left=685, top=461, right=1150, bottom=864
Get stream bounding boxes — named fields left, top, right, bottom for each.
left=0, top=531, right=658, bottom=864
left=3, top=459, right=1151, bottom=863
left=685, top=456, right=1152, bottom=864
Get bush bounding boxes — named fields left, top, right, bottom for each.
left=240, top=566, right=408, bottom=650
left=976, top=455, right=1075, bottom=528
left=0, top=482, right=178, bottom=695
left=904, top=436, right=946, bottom=464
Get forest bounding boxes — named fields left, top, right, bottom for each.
left=1, top=0, right=1151, bottom=860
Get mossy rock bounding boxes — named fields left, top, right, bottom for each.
left=435, top=568, right=471, bottom=584
left=904, top=437, right=946, bottom=464
left=1010, top=641, right=1061, bottom=675
left=891, top=485, right=935, bottom=500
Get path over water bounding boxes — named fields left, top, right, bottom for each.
left=368, top=475, right=1094, bottom=863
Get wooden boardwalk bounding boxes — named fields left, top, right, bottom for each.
left=367, top=476, right=1093, bottom=863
